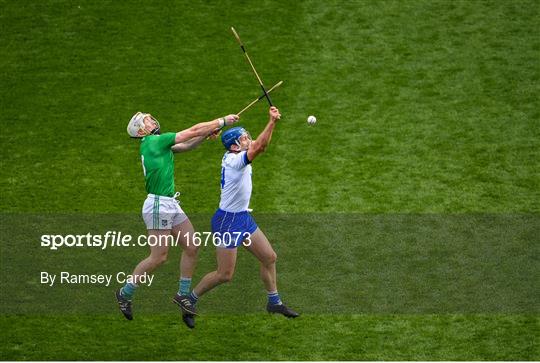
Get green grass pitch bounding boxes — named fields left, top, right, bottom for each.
left=1, top=0, right=539, bottom=360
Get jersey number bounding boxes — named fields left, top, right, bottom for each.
left=141, top=155, right=147, bottom=176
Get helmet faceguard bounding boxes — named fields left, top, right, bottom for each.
left=221, top=127, right=251, bottom=150
left=127, top=112, right=161, bottom=138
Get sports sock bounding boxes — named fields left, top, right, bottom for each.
left=189, top=290, right=199, bottom=305
left=267, top=290, right=282, bottom=305
left=178, top=277, right=192, bottom=296
left=120, top=282, right=137, bottom=299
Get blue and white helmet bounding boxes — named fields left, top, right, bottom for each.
left=221, top=126, right=250, bottom=150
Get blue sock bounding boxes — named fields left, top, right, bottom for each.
left=189, top=291, right=199, bottom=305
left=178, top=277, right=191, bottom=296
left=267, top=291, right=282, bottom=305
left=120, top=283, right=137, bottom=299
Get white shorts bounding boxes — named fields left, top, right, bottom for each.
left=142, top=194, right=188, bottom=230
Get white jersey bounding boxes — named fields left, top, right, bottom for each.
left=219, top=151, right=252, bottom=212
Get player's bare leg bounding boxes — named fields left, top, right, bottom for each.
left=132, top=229, right=171, bottom=278
left=192, top=247, right=237, bottom=297
left=244, top=228, right=277, bottom=292
left=180, top=247, right=237, bottom=329
left=116, top=229, right=171, bottom=320
left=172, top=218, right=199, bottom=279
left=245, top=228, right=299, bottom=318
left=171, top=218, right=199, bottom=324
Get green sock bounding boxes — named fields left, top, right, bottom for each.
left=178, top=277, right=191, bottom=296
left=121, top=283, right=137, bottom=299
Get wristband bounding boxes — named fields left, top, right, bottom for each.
left=218, top=117, right=226, bottom=128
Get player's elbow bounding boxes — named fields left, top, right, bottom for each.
left=252, top=142, right=268, bottom=154
left=172, top=144, right=188, bottom=153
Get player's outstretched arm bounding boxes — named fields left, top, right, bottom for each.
left=175, top=114, right=239, bottom=144
left=247, top=106, right=281, bottom=161
left=171, top=135, right=207, bottom=153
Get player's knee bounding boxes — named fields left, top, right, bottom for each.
left=263, top=251, right=277, bottom=265
left=217, top=270, right=234, bottom=283
left=150, top=253, right=168, bottom=267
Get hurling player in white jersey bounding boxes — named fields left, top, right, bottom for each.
left=185, top=106, right=299, bottom=328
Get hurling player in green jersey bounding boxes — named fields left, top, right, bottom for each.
left=116, top=112, right=239, bottom=323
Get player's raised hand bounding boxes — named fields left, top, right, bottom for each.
left=224, top=114, right=240, bottom=125
left=269, top=106, right=281, bottom=122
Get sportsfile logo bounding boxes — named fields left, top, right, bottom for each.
left=40, top=232, right=133, bottom=250
left=40, top=231, right=252, bottom=250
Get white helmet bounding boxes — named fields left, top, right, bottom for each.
left=127, top=112, right=161, bottom=138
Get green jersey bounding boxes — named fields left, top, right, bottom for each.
left=140, top=132, right=176, bottom=197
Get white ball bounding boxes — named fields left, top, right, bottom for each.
left=307, top=115, right=317, bottom=125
